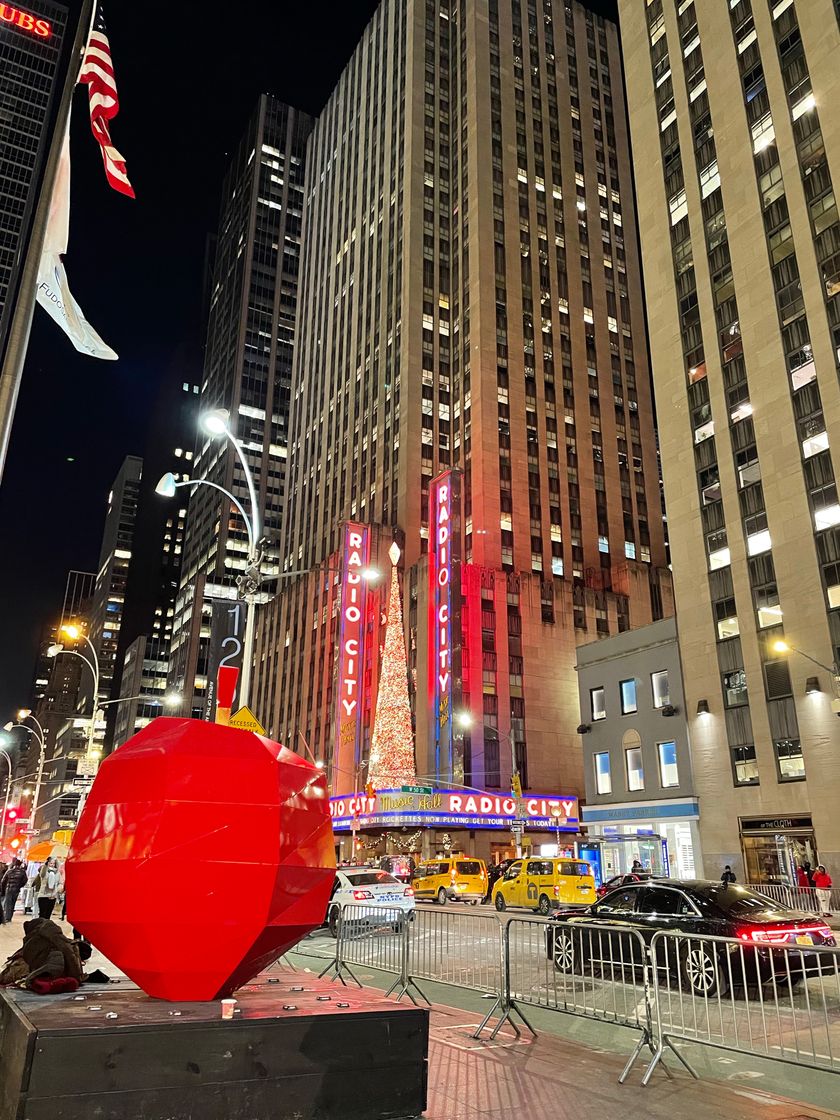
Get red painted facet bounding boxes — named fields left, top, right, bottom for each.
left=66, top=718, right=336, bottom=1001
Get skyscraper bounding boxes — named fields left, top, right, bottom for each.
left=255, top=0, right=671, bottom=844
left=81, top=455, right=143, bottom=724
left=0, top=0, right=89, bottom=477
left=618, top=0, right=840, bottom=878
left=168, top=96, right=313, bottom=716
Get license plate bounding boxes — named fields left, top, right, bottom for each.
left=577, top=884, right=590, bottom=890
left=381, top=894, right=400, bottom=901
left=796, top=934, right=813, bottom=946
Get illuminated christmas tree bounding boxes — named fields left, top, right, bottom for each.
left=368, top=543, right=417, bottom=788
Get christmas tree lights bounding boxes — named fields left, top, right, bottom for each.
left=367, top=544, right=417, bottom=789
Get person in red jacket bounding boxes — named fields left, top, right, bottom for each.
left=813, top=865, right=833, bottom=917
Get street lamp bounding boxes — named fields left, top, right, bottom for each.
left=455, top=711, right=524, bottom=856
left=4, top=712, right=47, bottom=844
left=48, top=625, right=101, bottom=755
left=772, top=639, right=840, bottom=697
left=0, top=735, right=14, bottom=853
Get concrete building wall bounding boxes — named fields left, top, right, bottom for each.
left=619, top=0, right=840, bottom=882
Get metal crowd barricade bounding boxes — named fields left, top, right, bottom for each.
left=646, top=929, right=840, bottom=1084
left=476, top=917, right=658, bottom=1082
left=746, top=882, right=840, bottom=915
left=318, top=903, right=407, bottom=994
left=408, top=907, right=503, bottom=996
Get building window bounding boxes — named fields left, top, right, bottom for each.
left=620, top=678, right=637, bottom=714
left=594, top=752, right=612, bottom=795
left=723, top=669, right=748, bottom=708
left=625, top=745, right=644, bottom=791
left=590, top=686, right=606, bottom=721
left=775, top=738, right=805, bottom=782
left=657, top=740, right=679, bottom=788
left=651, top=670, right=670, bottom=708
left=732, top=744, right=759, bottom=786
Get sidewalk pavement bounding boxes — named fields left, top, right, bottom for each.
left=423, top=1002, right=840, bottom=1120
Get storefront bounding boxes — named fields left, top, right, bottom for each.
left=330, top=787, right=581, bottom=866
left=581, top=798, right=702, bottom=880
left=740, top=815, right=817, bottom=886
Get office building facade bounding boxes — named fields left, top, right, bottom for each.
left=576, top=617, right=701, bottom=879
left=168, top=97, right=313, bottom=717
left=619, top=0, right=840, bottom=880
left=255, top=0, right=672, bottom=854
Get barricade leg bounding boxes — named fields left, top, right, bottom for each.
left=317, top=916, right=363, bottom=988
left=641, top=1035, right=699, bottom=1086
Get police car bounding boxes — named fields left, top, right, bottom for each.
left=326, top=866, right=416, bottom=936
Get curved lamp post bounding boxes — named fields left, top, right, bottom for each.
left=48, top=625, right=101, bottom=755
left=4, top=710, right=47, bottom=846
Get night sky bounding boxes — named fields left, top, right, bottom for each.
left=0, top=0, right=619, bottom=717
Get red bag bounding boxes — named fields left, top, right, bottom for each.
left=29, top=977, right=80, bottom=995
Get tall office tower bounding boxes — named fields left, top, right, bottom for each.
left=619, top=0, right=840, bottom=879
left=32, top=570, right=96, bottom=712
left=168, top=97, right=313, bottom=716
left=256, top=0, right=671, bottom=817
left=81, top=455, right=143, bottom=728
left=0, top=0, right=77, bottom=476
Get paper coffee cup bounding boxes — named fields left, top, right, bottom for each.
left=221, top=998, right=237, bottom=1020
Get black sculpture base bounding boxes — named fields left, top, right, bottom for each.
left=0, top=975, right=428, bottom=1120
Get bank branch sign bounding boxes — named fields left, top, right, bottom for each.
left=330, top=788, right=580, bottom=832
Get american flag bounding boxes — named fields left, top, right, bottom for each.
left=79, top=3, right=134, bottom=198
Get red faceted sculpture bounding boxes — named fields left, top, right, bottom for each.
left=66, top=718, right=335, bottom=1001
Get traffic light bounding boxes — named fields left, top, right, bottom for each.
left=2, top=806, right=19, bottom=827
left=8, top=834, right=24, bottom=852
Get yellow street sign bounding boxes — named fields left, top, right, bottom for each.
left=229, top=705, right=267, bottom=735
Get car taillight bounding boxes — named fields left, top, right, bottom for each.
left=739, top=924, right=831, bottom=944
left=404, top=887, right=414, bottom=897
left=353, top=890, right=373, bottom=900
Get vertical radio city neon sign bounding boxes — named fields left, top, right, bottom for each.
left=429, top=469, right=462, bottom=781
left=335, top=523, right=370, bottom=772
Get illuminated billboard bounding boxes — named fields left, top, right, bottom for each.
left=429, top=469, right=462, bottom=781
left=334, top=522, right=370, bottom=774
left=330, top=788, right=580, bottom=832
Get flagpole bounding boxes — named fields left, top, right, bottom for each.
left=0, top=0, right=96, bottom=480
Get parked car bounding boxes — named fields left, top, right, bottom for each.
left=596, top=871, right=652, bottom=899
left=325, top=867, right=415, bottom=936
left=493, top=857, right=597, bottom=914
left=412, top=857, right=488, bottom=904
left=378, top=855, right=416, bottom=883
left=545, top=880, right=836, bottom=996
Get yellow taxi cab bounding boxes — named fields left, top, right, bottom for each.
left=492, top=856, right=596, bottom=914
left=411, top=855, right=488, bottom=905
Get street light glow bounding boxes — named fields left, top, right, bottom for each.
left=456, top=711, right=474, bottom=730
left=16, top=709, right=31, bottom=721
left=361, top=567, right=382, bottom=584
left=61, top=624, right=81, bottom=640
left=773, top=640, right=790, bottom=654
left=155, top=472, right=178, bottom=498
left=200, top=408, right=231, bottom=436
left=163, top=692, right=182, bottom=708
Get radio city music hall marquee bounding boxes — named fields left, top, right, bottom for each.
left=335, top=523, right=371, bottom=763
left=329, top=789, right=580, bottom=832
left=429, top=469, right=462, bottom=780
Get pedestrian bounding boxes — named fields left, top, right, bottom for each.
left=796, top=861, right=815, bottom=889
left=0, top=859, right=29, bottom=923
left=814, top=865, right=833, bottom=917
left=721, top=865, right=736, bottom=884
left=631, top=858, right=644, bottom=873
left=33, top=858, right=63, bottom=921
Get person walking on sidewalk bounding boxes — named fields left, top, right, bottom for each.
left=814, top=865, right=833, bottom=918
left=33, top=858, right=63, bottom=921
left=0, top=859, right=29, bottom=922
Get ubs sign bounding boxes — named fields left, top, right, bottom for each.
left=429, top=469, right=462, bottom=782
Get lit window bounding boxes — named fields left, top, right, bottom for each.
left=657, top=741, right=679, bottom=788
left=694, top=420, right=714, bottom=444
left=747, top=529, right=772, bottom=556
left=733, top=745, right=759, bottom=786
left=791, top=93, right=816, bottom=122
left=651, top=671, right=670, bottom=709
left=717, top=614, right=740, bottom=640
left=620, top=679, right=637, bottom=715
left=775, top=738, right=805, bottom=781
left=590, top=687, right=606, bottom=721
left=803, top=430, right=829, bottom=459
left=625, top=746, right=644, bottom=791
left=723, top=669, right=748, bottom=708
left=708, top=547, right=731, bottom=571
left=598, top=536, right=609, bottom=553
left=625, top=541, right=636, bottom=559
left=594, top=752, right=612, bottom=795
